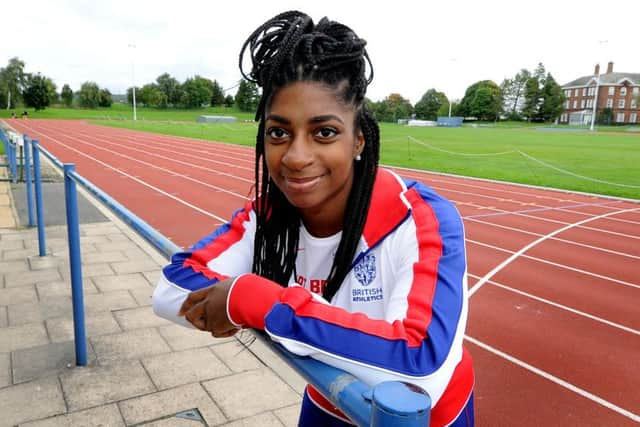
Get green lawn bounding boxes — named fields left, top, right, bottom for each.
left=2, top=105, right=639, bottom=199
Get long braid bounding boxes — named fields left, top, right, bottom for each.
left=241, top=11, right=380, bottom=298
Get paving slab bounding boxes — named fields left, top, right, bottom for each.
left=35, top=279, right=98, bottom=300
left=210, top=340, right=265, bottom=373
left=118, top=383, right=226, bottom=426
left=7, top=296, right=71, bottom=326
left=221, top=412, right=285, bottom=427
left=11, top=340, right=96, bottom=383
left=0, top=305, right=7, bottom=327
left=4, top=268, right=62, bottom=287
left=19, top=404, right=125, bottom=427
left=59, top=360, right=156, bottom=411
left=274, top=404, right=302, bottom=427
left=112, top=306, right=171, bottom=330
left=83, top=290, right=138, bottom=313
left=91, top=328, right=171, bottom=364
left=0, top=322, right=49, bottom=352
left=0, top=376, right=66, bottom=427
left=142, top=347, right=231, bottom=390
left=45, top=311, right=122, bottom=343
left=0, top=351, right=9, bottom=387
left=158, top=324, right=233, bottom=351
left=0, top=259, right=30, bottom=274
left=92, top=272, right=152, bottom=292
left=0, top=284, right=37, bottom=306
left=202, top=368, right=301, bottom=420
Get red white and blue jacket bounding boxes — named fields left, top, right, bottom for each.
left=153, top=168, right=474, bottom=426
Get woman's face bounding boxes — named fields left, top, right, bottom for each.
left=264, top=81, right=364, bottom=237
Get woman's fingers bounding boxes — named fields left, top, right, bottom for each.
left=179, top=286, right=210, bottom=316
left=183, top=302, right=207, bottom=330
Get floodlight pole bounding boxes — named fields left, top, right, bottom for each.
left=128, top=43, right=137, bottom=121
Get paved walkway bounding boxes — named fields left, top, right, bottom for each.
left=0, top=161, right=305, bottom=427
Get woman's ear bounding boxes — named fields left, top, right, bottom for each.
left=354, top=131, right=365, bottom=158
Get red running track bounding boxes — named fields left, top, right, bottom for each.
left=7, top=119, right=640, bottom=426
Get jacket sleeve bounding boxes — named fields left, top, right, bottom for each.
left=152, top=201, right=256, bottom=327
left=226, top=186, right=471, bottom=407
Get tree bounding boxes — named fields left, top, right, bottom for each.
left=522, top=75, right=541, bottom=121
left=139, top=83, right=167, bottom=107
left=0, top=57, right=26, bottom=109
left=500, top=69, right=531, bottom=120
left=414, top=89, right=448, bottom=120
left=61, top=84, right=73, bottom=107
left=180, top=76, right=213, bottom=108
left=98, top=89, right=112, bottom=107
left=155, top=73, right=181, bottom=106
left=210, top=80, right=225, bottom=106
left=458, top=80, right=502, bottom=120
left=234, top=79, right=260, bottom=112
left=23, top=73, right=57, bottom=111
left=78, top=82, right=101, bottom=108
left=224, top=94, right=234, bottom=107
left=372, top=93, right=413, bottom=122
left=127, top=86, right=141, bottom=105
left=539, top=74, right=565, bottom=122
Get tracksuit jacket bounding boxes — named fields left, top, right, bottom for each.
left=153, top=168, right=475, bottom=426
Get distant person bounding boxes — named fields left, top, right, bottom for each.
left=21, top=111, right=28, bottom=119
left=10, top=111, right=16, bottom=119
left=153, top=10, right=474, bottom=427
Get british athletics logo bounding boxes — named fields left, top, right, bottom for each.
left=354, top=253, right=376, bottom=286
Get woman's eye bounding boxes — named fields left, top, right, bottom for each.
left=267, top=128, right=288, bottom=139
left=316, top=127, right=337, bottom=139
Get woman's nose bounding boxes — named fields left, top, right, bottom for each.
left=282, top=136, right=313, bottom=170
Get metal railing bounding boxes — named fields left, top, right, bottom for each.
left=3, top=129, right=432, bottom=426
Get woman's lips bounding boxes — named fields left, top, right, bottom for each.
left=284, top=175, right=322, bottom=192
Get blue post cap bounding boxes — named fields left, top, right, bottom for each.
left=372, top=381, right=431, bottom=416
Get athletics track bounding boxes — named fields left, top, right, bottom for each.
left=6, top=119, right=639, bottom=426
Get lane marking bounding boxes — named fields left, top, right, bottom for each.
left=19, top=123, right=228, bottom=223
left=466, top=217, right=640, bottom=260
left=467, top=238, right=640, bottom=290
left=468, top=207, right=640, bottom=297
left=467, top=273, right=640, bottom=337
left=463, top=200, right=622, bottom=219
left=465, top=336, right=640, bottom=423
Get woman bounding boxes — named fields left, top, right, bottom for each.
left=153, top=10, right=474, bottom=426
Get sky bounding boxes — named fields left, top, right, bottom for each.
left=2, top=0, right=639, bottom=104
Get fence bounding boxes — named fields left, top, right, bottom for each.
left=1, top=128, right=432, bottom=427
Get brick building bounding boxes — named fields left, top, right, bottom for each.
left=560, top=62, right=639, bottom=125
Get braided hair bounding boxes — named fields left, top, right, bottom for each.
left=239, top=11, right=380, bottom=301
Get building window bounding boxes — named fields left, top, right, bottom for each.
left=586, top=99, right=593, bottom=108
left=633, top=87, right=639, bottom=96
left=575, top=89, right=580, bottom=97
left=607, top=98, right=613, bottom=108
left=561, top=113, right=568, bottom=123
left=588, top=87, right=595, bottom=96
left=632, top=99, right=638, bottom=109
left=616, top=113, right=625, bottom=123
left=620, top=87, right=627, bottom=96
left=581, top=100, right=585, bottom=108
left=583, top=88, right=587, bottom=96
left=608, top=86, right=615, bottom=96
left=619, top=99, right=626, bottom=108
left=566, top=89, right=571, bottom=97
left=630, top=113, right=637, bottom=123
left=565, top=100, right=570, bottom=109
left=573, top=100, right=578, bottom=108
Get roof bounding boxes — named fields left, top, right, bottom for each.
left=562, top=72, right=640, bottom=88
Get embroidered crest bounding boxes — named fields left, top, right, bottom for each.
left=354, top=254, right=376, bottom=286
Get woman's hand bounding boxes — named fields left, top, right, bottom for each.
left=178, top=278, right=240, bottom=338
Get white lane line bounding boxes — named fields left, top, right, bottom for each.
left=467, top=239, right=640, bottom=290
left=464, top=336, right=640, bottom=423
left=20, top=124, right=228, bottom=223
left=468, top=207, right=640, bottom=297
left=65, top=127, right=254, bottom=183
left=33, top=124, right=250, bottom=200
left=465, top=217, right=640, bottom=260
left=467, top=273, right=640, bottom=337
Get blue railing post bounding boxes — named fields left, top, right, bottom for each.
left=32, top=140, right=46, bottom=256
left=9, top=139, right=17, bottom=183
left=23, top=135, right=35, bottom=226
left=370, top=381, right=431, bottom=426
left=63, top=163, right=88, bottom=366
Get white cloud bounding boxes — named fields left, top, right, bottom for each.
left=2, top=0, right=639, bottom=103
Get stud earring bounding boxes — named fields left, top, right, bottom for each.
left=355, top=154, right=361, bottom=161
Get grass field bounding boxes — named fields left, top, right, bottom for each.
left=1, top=106, right=639, bottom=199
